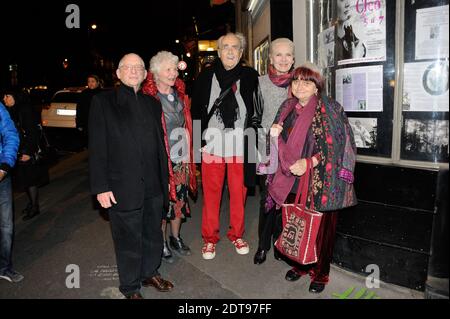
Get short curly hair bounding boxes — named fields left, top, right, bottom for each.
left=149, top=51, right=179, bottom=79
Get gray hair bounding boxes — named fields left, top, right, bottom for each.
left=149, top=51, right=179, bottom=77
left=118, top=53, right=145, bottom=69
left=218, top=32, right=246, bottom=51
left=270, top=38, right=295, bottom=56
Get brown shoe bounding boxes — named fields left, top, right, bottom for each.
left=142, top=275, right=174, bottom=292
left=126, top=292, right=144, bottom=299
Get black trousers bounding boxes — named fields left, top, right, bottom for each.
left=257, top=176, right=283, bottom=251
left=108, top=194, right=164, bottom=296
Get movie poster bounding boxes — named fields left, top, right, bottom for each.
left=334, top=0, right=387, bottom=65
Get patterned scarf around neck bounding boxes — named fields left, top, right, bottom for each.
left=268, top=64, right=294, bottom=88
left=267, top=95, right=319, bottom=208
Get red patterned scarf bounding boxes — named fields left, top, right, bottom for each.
left=267, top=95, right=318, bottom=207
left=268, top=64, right=294, bottom=88
left=142, top=73, right=197, bottom=201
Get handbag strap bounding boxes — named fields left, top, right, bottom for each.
left=206, top=85, right=233, bottom=124
left=293, top=158, right=315, bottom=209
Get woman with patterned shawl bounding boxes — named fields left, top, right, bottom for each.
left=266, top=63, right=357, bottom=294
left=142, top=51, right=197, bottom=263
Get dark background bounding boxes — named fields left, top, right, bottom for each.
left=1, top=0, right=235, bottom=89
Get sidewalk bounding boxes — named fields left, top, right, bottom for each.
left=1, top=151, right=424, bottom=299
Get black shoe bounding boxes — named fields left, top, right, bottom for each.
left=273, top=248, right=282, bottom=261
left=285, top=268, right=302, bottom=282
left=22, top=210, right=40, bottom=221
left=309, top=281, right=326, bottom=293
left=162, top=241, right=174, bottom=264
left=253, top=248, right=267, bottom=265
left=22, top=203, right=32, bottom=215
left=169, top=236, right=191, bottom=256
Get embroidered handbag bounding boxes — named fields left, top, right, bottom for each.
left=274, top=159, right=323, bottom=265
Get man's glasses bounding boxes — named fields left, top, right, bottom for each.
left=119, top=65, right=145, bottom=72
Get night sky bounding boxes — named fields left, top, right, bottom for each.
left=1, top=0, right=235, bottom=88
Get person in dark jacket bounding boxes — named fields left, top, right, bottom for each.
left=0, top=101, right=21, bottom=282
left=89, top=53, right=173, bottom=299
left=3, top=89, right=48, bottom=221
left=76, top=74, right=102, bottom=147
left=191, top=32, right=262, bottom=260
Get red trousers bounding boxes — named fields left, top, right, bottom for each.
left=201, top=153, right=247, bottom=244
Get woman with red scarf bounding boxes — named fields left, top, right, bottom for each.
left=142, top=51, right=197, bottom=263
left=254, top=38, right=296, bottom=265
left=267, top=63, right=357, bottom=294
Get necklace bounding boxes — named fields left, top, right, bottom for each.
left=167, top=94, right=175, bottom=102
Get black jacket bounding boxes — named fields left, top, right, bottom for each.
left=76, top=87, right=102, bottom=130
left=191, top=64, right=262, bottom=188
left=7, top=102, right=40, bottom=158
left=88, top=84, right=169, bottom=211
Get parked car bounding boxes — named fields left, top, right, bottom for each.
left=41, top=87, right=85, bottom=129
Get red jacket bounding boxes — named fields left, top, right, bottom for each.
left=142, top=73, right=197, bottom=202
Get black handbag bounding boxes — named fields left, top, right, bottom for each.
left=33, top=125, right=58, bottom=166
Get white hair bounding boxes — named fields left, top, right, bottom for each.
left=118, top=53, right=145, bottom=69
left=150, top=51, right=179, bottom=77
left=270, top=38, right=295, bottom=56
left=218, top=32, right=246, bottom=51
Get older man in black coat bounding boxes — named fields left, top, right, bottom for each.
left=89, top=53, right=173, bottom=299
left=191, top=33, right=261, bottom=260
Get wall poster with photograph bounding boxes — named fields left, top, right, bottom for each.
left=349, top=117, right=378, bottom=149
left=402, top=119, right=449, bottom=163
left=318, top=26, right=335, bottom=69
left=403, top=61, right=449, bottom=112
left=415, top=5, right=449, bottom=60
left=336, top=65, right=384, bottom=112
left=333, top=0, right=387, bottom=65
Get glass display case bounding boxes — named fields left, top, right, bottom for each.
left=308, top=0, right=449, bottom=166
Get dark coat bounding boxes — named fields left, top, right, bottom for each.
left=88, top=84, right=169, bottom=211
left=7, top=102, right=39, bottom=158
left=191, top=64, right=262, bottom=188
left=273, top=95, right=357, bottom=211
left=76, top=87, right=102, bottom=130
left=7, top=98, right=48, bottom=190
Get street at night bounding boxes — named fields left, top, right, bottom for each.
left=0, top=151, right=422, bottom=299
left=0, top=0, right=448, bottom=306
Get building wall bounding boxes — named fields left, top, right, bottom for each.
left=252, top=2, right=271, bottom=49
left=292, top=0, right=308, bottom=65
